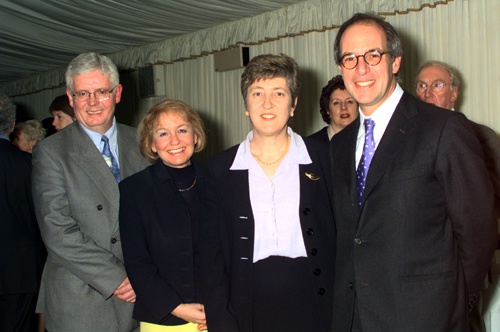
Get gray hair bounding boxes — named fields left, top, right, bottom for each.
left=415, top=60, right=461, bottom=90
left=0, top=94, right=16, bottom=136
left=334, top=12, right=403, bottom=66
left=15, top=120, right=46, bottom=144
left=65, top=52, right=119, bottom=91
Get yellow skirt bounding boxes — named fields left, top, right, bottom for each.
left=141, top=321, right=204, bottom=332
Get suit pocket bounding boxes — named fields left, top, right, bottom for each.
left=400, top=271, right=453, bottom=282
left=388, top=165, right=426, bottom=182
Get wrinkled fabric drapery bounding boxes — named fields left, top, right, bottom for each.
left=1, top=0, right=451, bottom=96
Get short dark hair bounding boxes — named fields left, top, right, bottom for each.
left=241, top=53, right=300, bottom=108
left=334, top=12, right=403, bottom=65
left=0, top=94, right=16, bottom=136
left=138, top=99, right=206, bottom=163
left=319, top=75, right=349, bottom=124
left=49, top=94, right=74, bottom=118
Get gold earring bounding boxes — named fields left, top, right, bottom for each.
left=291, top=111, right=294, bottom=117
left=245, top=111, right=249, bottom=117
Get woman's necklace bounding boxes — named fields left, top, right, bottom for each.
left=178, top=176, right=197, bottom=192
left=251, top=135, right=290, bottom=166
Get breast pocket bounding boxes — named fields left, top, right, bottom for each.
left=388, top=165, right=426, bottom=182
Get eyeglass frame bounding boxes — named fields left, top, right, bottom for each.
left=414, top=82, right=454, bottom=93
left=71, top=85, right=119, bottom=102
left=340, top=49, right=392, bottom=70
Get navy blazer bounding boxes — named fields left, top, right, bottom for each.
left=330, top=91, right=497, bottom=332
left=201, top=137, right=336, bottom=332
left=119, top=160, right=204, bottom=325
left=308, top=126, right=330, bottom=143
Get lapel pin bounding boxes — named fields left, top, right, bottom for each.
left=305, top=172, right=320, bottom=180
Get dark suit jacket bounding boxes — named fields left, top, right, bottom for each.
left=119, top=160, right=203, bottom=325
left=0, top=139, right=46, bottom=296
left=330, top=91, right=498, bottom=332
left=201, top=137, right=336, bottom=332
left=469, top=120, right=500, bottom=218
left=308, top=126, right=330, bottom=143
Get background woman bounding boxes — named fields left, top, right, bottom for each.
left=12, top=119, right=46, bottom=153
left=49, top=94, right=75, bottom=132
left=201, top=54, right=335, bottom=332
left=119, top=99, right=207, bottom=332
left=309, top=74, right=359, bottom=142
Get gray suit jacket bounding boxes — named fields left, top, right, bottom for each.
left=32, top=122, right=149, bottom=332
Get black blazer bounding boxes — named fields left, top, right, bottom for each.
left=308, top=126, right=330, bottom=143
left=0, top=139, right=46, bottom=295
left=330, top=91, right=497, bottom=332
left=201, top=137, right=336, bottom=332
left=119, top=160, right=204, bottom=325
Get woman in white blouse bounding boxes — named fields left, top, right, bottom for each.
left=201, top=54, right=336, bottom=332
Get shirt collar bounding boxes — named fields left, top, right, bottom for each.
left=230, top=127, right=312, bottom=170
left=79, top=117, right=117, bottom=151
left=0, top=134, right=10, bottom=141
left=357, top=83, right=404, bottom=141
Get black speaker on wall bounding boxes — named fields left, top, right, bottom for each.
left=138, top=65, right=166, bottom=98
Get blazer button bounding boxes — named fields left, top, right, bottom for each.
left=111, top=238, right=117, bottom=244
left=310, top=248, right=318, bottom=256
left=318, top=288, right=325, bottom=295
left=349, top=282, right=354, bottom=289
left=303, top=208, right=311, bottom=215
left=354, top=238, right=362, bottom=245
left=314, top=268, right=321, bottom=276
left=307, top=228, right=314, bottom=236
left=97, top=205, right=103, bottom=211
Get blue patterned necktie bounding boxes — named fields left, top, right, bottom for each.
left=356, top=118, right=375, bottom=205
left=101, top=135, right=120, bottom=183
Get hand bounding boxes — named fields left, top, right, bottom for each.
left=113, top=277, right=136, bottom=303
left=197, top=323, right=208, bottom=331
left=172, top=303, right=206, bottom=326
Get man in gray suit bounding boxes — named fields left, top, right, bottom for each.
left=32, top=52, right=149, bottom=331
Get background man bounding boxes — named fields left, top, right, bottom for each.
left=416, top=60, right=500, bottom=216
left=0, top=94, right=46, bottom=331
left=32, top=52, right=149, bottom=331
left=330, top=13, right=497, bottom=331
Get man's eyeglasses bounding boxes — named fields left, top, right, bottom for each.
left=415, top=82, right=452, bottom=93
left=71, top=85, right=118, bottom=102
left=340, top=50, right=392, bottom=70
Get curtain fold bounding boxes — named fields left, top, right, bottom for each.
left=2, top=0, right=451, bottom=96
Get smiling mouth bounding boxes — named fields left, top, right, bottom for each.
left=356, top=80, right=375, bottom=87
left=340, top=114, right=350, bottom=119
left=261, top=114, right=276, bottom=119
left=168, top=147, right=185, bottom=154
left=87, top=109, right=103, bottom=115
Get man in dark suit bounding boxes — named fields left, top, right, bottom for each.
left=330, top=13, right=498, bottom=331
left=0, top=94, right=46, bottom=331
left=32, top=53, right=149, bottom=331
left=415, top=60, right=500, bottom=217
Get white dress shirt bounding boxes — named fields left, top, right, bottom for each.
left=230, top=127, right=311, bottom=263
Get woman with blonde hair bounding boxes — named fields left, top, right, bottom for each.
left=12, top=120, right=46, bottom=153
left=119, top=99, right=207, bottom=331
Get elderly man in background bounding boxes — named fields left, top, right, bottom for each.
left=330, top=13, right=497, bottom=331
left=416, top=60, right=500, bottom=332
left=416, top=60, right=500, bottom=217
left=32, top=52, right=149, bottom=331
left=0, top=94, right=46, bottom=332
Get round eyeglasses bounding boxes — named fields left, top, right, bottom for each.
left=340, top=50, right=392, bottom=70
left=71, top=85, right=118, bottom=102
left=415, top=82, right=452, bottom=93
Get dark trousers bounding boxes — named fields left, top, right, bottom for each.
left=0, top=293, right=38, bottom=332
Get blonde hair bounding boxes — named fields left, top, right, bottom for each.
left=138, top=99, right=206, bottom=163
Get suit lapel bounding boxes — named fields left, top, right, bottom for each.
left=117, top=124, right=143, bottom=179
left=68, top=123, right=119, bottom=211
left=360, top=92, right=417, bottom=207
